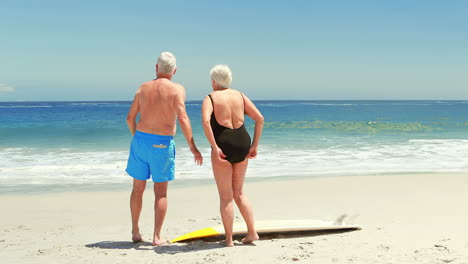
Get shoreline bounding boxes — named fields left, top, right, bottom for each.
left=1, top=171, right=466, bottom=195
left=1, top=173, right=467, bottom=263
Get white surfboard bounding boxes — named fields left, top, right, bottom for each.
left=171, top=218, right=361, bottom=243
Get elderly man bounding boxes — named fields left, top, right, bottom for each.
left=126, top=52, right=203, bottom=246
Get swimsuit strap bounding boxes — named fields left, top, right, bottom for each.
left=208, top=94, right=225, bottom=130
left=240, top=92, right=245, bottom=112
left=208, top=94, right=218, bottom=124
left=208, top=94, right=214, bottom=108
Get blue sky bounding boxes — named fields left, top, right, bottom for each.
left=1, top=0, right=467, bottom=101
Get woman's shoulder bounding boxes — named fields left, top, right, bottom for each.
left=209, top=89, right=245, bottom=101
left=231, top=89, right=246, bottom=97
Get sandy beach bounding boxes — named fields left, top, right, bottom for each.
left=1, top=173, right=467, bottom=263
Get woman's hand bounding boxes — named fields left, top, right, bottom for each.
left=215, top=147, right=228, bottom=163
left=247, top=146, right=258, bottom=159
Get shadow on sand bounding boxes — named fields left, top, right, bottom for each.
left=85, top=240, right=154, bottom=250
left=85, top=240, right=227, bottom=254
left=86, top=228, right=359, bottom=254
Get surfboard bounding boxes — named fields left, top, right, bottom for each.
left=171, top=218, right=361, bottom=243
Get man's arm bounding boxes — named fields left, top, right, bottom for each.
left=126, top=89, right=141, bottom=135
left=175, top=85, right=203, bottom=165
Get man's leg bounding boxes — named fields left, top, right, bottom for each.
left=211, top=149, right=235, bottom=247
left=152, top=181, right=168, bottom=246
left=232, top=159, right=259, bottom=243
left=130, top=178, right=147, bottom=242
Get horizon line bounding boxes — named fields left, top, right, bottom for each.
left=1, top=99, right=467, bottom=103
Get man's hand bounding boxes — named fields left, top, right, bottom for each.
left=191, top=147, right=203, bottom=166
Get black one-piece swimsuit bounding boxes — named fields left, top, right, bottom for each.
left=208, top=94, right=251, bottom=163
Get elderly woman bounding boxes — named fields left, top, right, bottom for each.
left=202, top=65, right=264, bottom=247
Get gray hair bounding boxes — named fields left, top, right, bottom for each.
left=210, top=64, right=232, bottom=88
left=157, top=52, right=176, bottom=74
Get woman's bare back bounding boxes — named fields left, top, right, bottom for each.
left=209, top=89, right=245, bottom=129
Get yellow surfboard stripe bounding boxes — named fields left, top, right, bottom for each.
left=171, top=219, right=361, bottom=243
left=171, top=227, right=220, bottom=243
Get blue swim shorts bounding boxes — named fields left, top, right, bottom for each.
left=126, top=131, right=176, bottom=182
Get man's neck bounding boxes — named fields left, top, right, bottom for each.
left=156, top=74, right=173, bottom=80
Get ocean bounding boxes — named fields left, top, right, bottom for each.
left=1, top=100, right=467, bottom=194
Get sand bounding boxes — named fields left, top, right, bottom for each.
left=1, top=173, right=468, bottom=263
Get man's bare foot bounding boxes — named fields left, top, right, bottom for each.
left=152, top=237, right=167, bottom=246
left=242, top=232, right=259, bottom=244
left=132, top=232, right=144, bottom=243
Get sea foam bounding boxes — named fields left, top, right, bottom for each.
left=1, top=139, right=467, bottom=186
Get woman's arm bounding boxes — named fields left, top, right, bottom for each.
left=243, top=94, right=264, bottom=158
left=201, top=96, right=227, bottom=161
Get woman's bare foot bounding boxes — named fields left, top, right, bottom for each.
left=221, top=239, right=234, bottom=247
left=152, top=236, right=167, bottom=246
left=132, top=232, right=144, bottom=243
left=241, top=232, right=259, bottom=244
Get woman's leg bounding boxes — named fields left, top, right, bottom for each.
left=211, top=149, right=235, bottom=247
left=232, top=158, right=259, bottom=243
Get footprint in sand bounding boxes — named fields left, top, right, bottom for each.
left=440, top=258, right=456, bottom=263
left=206, top=252, right=225, bottom=257
left=434, top=244, right=450, bottom=252
left=377, top=244, right=390, bottom=251
left=299, top=252, right=313, bottom=258
left=58, top=225, right=72, bottom=231
left=17, top=225, right=31, bottom=230
left=37, top=249, right=48, bottom=255
left=201, top=256, right=217, bottom=263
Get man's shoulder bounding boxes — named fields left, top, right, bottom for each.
left=139, top=80, right=155, bottom=89
left=169, top=80, right=183, bottom=88
left=157, top=79, right=184, bottom=89
left=139, top=79, right=184, bottom=94
left=171, top=82, right=185, bottom=93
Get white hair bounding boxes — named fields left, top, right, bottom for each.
left=210, top=64, right=232, bottom=88
left=157, top=52, right=176, bottom=74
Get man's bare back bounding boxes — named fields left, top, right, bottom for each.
left=135, top=78, right=183, bottom=135
left=127, top=78, right=194, bottom=143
